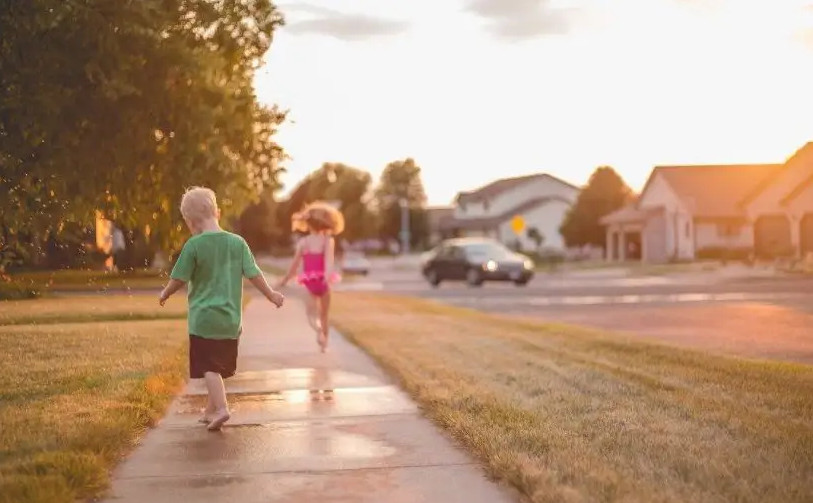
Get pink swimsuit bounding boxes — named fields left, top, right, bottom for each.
left=299, top=252, right=329, bottom=296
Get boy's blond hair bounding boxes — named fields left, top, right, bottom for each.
left=180, top=186, right=218, bottom=223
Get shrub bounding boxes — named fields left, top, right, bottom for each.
left=696, top=247, right=753, bottom=261
left=0, top=281, right=41, bottom=300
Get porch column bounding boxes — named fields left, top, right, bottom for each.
left=619, top=227, right=627, bottom=262
left=605, top=227, right=614, bottom=261
left=790, top=214, right=801, bottom=259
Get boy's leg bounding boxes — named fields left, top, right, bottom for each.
left=198, top=397, right=216, bottom=424
left=204, top=371, right=230, bottom=431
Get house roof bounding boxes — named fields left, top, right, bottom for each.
left=456, top=173, right=579, bottom=205
left=739, top=142, right=813, bottom=206
left=600, top=204, right=663, bottom=225
left=440, top=196, right=571, bottom=231
left=781, top=172, right=813, bottom=205
left=641, top=163, right=782, bottom=217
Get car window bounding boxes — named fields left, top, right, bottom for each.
left=464, top=242, right=513, bottom=259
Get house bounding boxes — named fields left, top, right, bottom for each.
left=425, top=206, right=454, bottom=246
left=601, top=142, right=813, bottom=262
left=440, top=173, right=580, bottom=252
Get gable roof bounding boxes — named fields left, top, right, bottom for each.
left=739, top=142, right=813, bottom=206
left=440, top=196, right=571, bottom=231
left=456, top=173, right=578, bottom=205
left=640, top=164, right=782, bottom=218
left=781, top=172, right=813, bottom=206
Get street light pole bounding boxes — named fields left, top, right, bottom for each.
left=399, top=197, right=410, bottom=255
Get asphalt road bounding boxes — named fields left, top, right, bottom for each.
left=342, top=271, right=813, bottom=364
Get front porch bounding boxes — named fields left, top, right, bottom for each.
left=600, top=205, right=649, bottom=262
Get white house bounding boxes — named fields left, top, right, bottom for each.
left=440, top=173, right=580, bottom=252
left=601, top=142, right=813, bottom=262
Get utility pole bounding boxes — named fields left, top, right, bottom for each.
left=399, top=197, right=410, bottom=255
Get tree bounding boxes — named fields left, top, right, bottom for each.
left=374, top=158, right=428, bottom=248
left=237, top=190, right=282, bottom=253
left=0, top=0, right=286, bottom=268
left=278, top=163, right=374, bottom=245
left=560, top=166, right=633, bottom=248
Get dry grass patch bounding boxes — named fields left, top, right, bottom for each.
left=0, top=318, right=187, bottom=503
left=0, top=294, right=187, bottom=326
left=332, top=293, right=813, bottom=503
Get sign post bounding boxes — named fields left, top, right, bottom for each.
left=510, top=215, right=525, bottom=236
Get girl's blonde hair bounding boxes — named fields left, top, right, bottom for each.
left=292, top=201, right=345, bottom=235
left=180, top=186, right=218, bottom=224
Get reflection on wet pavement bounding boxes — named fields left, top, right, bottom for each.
left=166, top=368, right=417, bottom=427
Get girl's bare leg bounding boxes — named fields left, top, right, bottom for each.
left=305, top=293, right=321, bottom=335
left=318, top=290, right=331, bottom=352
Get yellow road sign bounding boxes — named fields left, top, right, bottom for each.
left=510, top=215, right=525, bottom=235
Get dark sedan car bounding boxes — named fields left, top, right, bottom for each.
left=421, top=238, right=535, bottom=287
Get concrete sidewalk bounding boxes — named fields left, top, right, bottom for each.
left=104, top=293, right=516, bottom=502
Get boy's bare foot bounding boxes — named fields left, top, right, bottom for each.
left=199, top=405, right=216, bottom=424
left=207, top=408, right=231, bottom=431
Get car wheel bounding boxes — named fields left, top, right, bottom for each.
left=466, top=268, right=484, bottom=287
left=514, top=278, right=529, bottom=286
left=426, top=269, right=441, bottom=287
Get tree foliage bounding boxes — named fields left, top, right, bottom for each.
left=0, top=0, right=286, bottom=268
left=276, top=163, right=373, bottom=244
left=374, top=158, right=428, bottom=247
left=560, top=166, right=633, bottom=248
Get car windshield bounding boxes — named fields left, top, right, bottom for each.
left=463, top=242, right=514, bottom=259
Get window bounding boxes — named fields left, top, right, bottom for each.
left=717, top=223, right=740, bottom=237
left=483, top=199, right=490, bottom=211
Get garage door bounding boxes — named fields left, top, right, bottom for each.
left=801, top=214, right=813, bottom=256
left=754, top=215, right=792, bottom=258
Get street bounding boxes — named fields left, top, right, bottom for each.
left=332, top=261, right=813, bottom=364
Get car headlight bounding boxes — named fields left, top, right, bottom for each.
left=523, top=259, right=534, bottom=270
left=483, top=260, right=498, bottom=272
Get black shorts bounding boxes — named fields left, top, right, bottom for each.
left=189, top=334, right=239, bottom=379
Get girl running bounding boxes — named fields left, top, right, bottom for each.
left=276, top=202, right=344, bottom=352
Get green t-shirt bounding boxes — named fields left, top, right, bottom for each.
left=170, top=231, right=262, bottom=339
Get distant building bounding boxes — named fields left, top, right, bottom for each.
left=440, top=174, right=580, bottom=253
left=601, top=142, right=813, bottom=262
left=426, top=206, right=454, bottom=246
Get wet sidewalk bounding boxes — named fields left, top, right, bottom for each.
left=104, top=293, right=516, bottom=502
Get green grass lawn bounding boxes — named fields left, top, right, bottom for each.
left=8, top=269, right=168, bottom=293
left=0, top=295, right=187, bottom=326
left=332, top=293, right=813, bottom=503
left=0, top=295, right=188, bottom=503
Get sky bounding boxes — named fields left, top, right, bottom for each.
left=254, top=0, right=813, bottom=205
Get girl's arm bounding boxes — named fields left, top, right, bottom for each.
left=277, top=243, right=303, bottom=287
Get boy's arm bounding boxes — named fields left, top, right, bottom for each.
left=248, top=274, right=284, bottom=307
left=159, top=279, right=186, bottom=306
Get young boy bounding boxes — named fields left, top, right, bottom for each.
left=159, top=186, right=284, bottom=431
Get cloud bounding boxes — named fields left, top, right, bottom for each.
left=280, top=3, right=409, bottom=42
left=465, top=0, right=576, bottom=40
